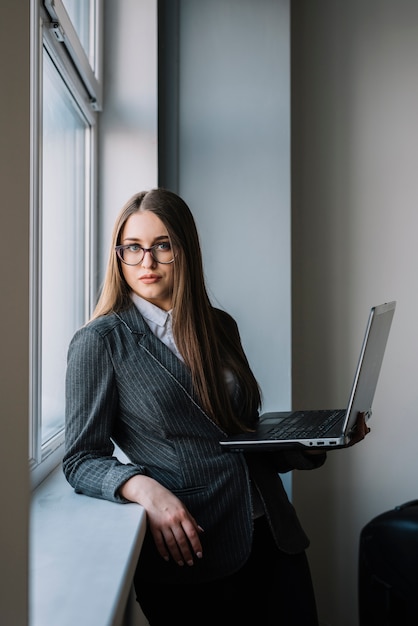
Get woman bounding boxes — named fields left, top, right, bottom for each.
left=64, top=189, right=366, bottom=625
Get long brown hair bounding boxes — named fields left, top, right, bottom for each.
left=92, top=189, right=261, bottom=432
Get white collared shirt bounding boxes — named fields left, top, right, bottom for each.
left=130, top=293, right=184, bottom=362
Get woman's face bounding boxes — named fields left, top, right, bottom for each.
left=119, top=210, right=174, bottom=311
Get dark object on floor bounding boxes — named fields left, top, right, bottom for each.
left=358, top=499, right=418, bottom=625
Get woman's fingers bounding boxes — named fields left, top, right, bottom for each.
left=150, top=516, right=204, bottom=566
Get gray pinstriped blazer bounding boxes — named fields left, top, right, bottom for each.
left=63, top=304, right=326, bottom=585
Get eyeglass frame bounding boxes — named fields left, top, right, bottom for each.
left=115, top=243, right=176, bottom=266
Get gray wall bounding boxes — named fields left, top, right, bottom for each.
left=292, top=2, right=418, bottom=625
left=0, top=1, right=30, bottom=624
left=174, top=0, right=292, bottom=419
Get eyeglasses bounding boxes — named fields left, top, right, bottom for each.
left=115, top=241, right=176, bottom=265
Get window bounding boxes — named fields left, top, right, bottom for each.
left=41, top=51, right=89, bottom=445
left=30, top=0, right=102, bottom=486
left=62, top=0, right=96, bottom=67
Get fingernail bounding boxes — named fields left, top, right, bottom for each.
left=187, top=559, right=194, bottom=566
left=196, top=551, right=203, bottom=559
left=177, top=560, right=184, bottom=567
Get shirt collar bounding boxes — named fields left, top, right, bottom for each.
left=131, top=292, right=171, bottom=328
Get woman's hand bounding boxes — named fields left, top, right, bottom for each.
left=306, top=410, right=371, bottom=454
left=347, top=410, right=371, bottom=447
left=119, top=475, right=204, bottom=567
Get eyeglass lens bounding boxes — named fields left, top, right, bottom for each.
left=117, top=243, right=174, bottom=265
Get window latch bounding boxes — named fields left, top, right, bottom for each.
left=90, top=98, right=100, bottom=112
left=51, top=22, right=65, bottom=43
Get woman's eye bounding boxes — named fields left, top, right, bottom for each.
left=128, top=244, right=141, bottom=252
left=157, top=241, right=171, bottom=251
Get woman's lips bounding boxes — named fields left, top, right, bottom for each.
left=140, top=274, right=161, bottom=284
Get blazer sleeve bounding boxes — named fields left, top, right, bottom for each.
left=63, top=325, right=145, bottom=502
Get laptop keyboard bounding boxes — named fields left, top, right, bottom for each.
left=266, top=409, right=345, bottom=439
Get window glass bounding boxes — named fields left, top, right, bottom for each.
left=41, top=51, right=89, bottom=445
left=62, top=0, right=95, bottom=68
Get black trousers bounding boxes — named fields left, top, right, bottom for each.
left=136, top=516, right=319, bottom=626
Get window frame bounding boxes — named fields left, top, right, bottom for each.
left=44, top=0, right=103, bottom=110
left=30, top=1, right=101, bottom=487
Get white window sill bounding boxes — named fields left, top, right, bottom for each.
left=30, top=466, right=148, bottom=626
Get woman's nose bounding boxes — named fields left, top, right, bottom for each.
left=141, top=249, right=156, bottom=268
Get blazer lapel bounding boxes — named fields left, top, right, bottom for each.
left=116, top=306, right=196, bottom=401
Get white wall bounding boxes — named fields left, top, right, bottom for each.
left=99, top=0, right=158, bottom=281
left=292, top=2, right=418, bottom=625
left=0, top=1, right=30, bottom=624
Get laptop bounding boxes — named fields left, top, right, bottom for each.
left=220, top=301, right=396, bottom=452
